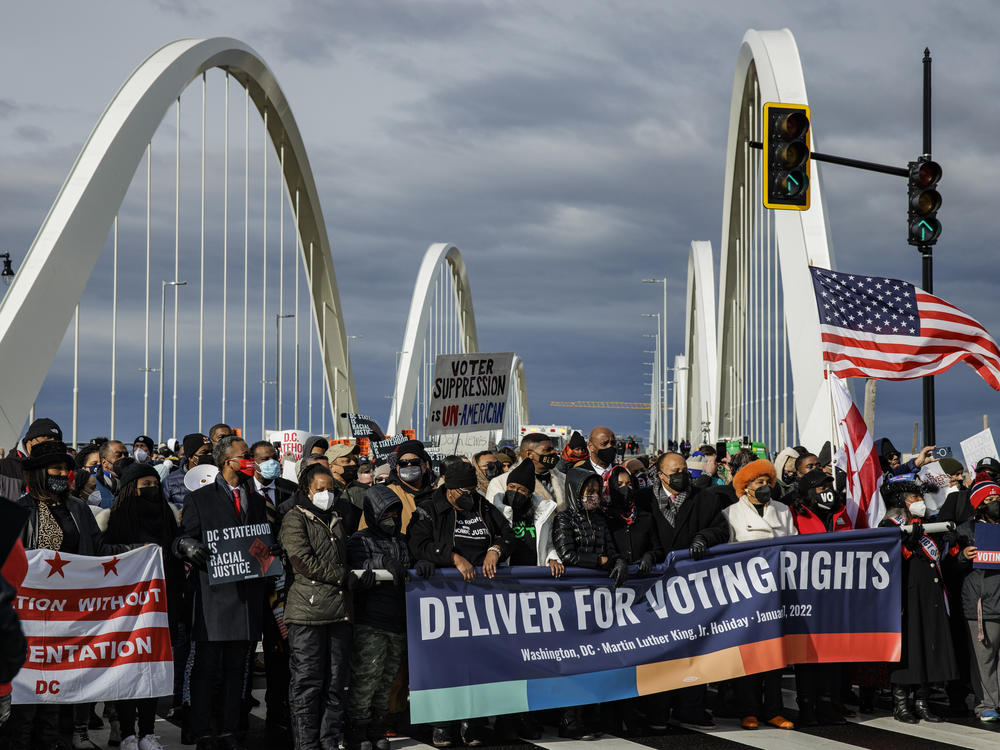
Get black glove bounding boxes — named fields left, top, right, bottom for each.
left=177, top=537, right=210, bottom=566
left=415, top=560, right=435, bottom=579
left=902, top=525, right=923, bottom=550
left=356, top=569, right=376, bottom=590
left=384, top=557, right=407, bottom=586
left=638, top=552, right=655, bottom=576
left=610, top=558, right=628, bottom=587
left=689, top=534, right=708, bottom=561
left=269, top=543, right=283, bottom=558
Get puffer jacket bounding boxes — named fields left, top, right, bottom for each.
left=347, top=485, right=410, bottom=633
left=279, top=502, right=351, bottom=626
left=553, top=468, right=619, bottom=570
left=955, top=518, right=1000, bottom=621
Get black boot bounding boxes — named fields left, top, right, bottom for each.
left=892, top=686, right=918, bottom=724
left=858, top=687, right=875, bottom=714
left=816, top=700, right=847, bottom=726
left=914, top=700, right=944, bottom=723
left=796, top=700, right=819, bottom=727
left=346, top=720, right=373, bottom=750
left=368, top=714, right=390, bottom=750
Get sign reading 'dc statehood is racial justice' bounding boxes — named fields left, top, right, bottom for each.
left=13, top=546, right=173, bottom=704
left=426, top=352, right=513, bottom=436
left=206, top=524, right=283, bottom=586
left=405, top=528, right=902, bottom=724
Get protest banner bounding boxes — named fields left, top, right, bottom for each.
left=961, top=428, right=998, bottom=472
left=974, top=523, right=1000, bottom=570
left=206, top=524, right=284, bottom=586
left=267, top=429, right=311, bottom=462
left=406, top=528, right=901, bottom=723
left=371, top=434, right=409, bottom=461
left=344, top=413, right=386, bottom=441
left=916, top=460, right=950, bottom=514
left=426, top=353, right=513, bottom=436
left=12, top=545, right=173, bottom=704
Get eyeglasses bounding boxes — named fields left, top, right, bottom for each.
left=397, top=458, right=421, bottom=468
left=229, top=453, right=252, bottom=461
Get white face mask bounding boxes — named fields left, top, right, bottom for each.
left=908, top=500, right=927, bottom=518
left=312, top=490, right=333, bottom=511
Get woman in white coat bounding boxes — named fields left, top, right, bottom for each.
left=722, top=458, right=797, bottom=731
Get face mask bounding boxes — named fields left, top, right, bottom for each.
left=312, top=490, right=333, bottom=511
left=340, top=465, right=359, bottom=484
left=46, top=476, right=70, bottom=495
left=197, top=454, right=216, bottom=467
left=454, top=490, right=476, bottom=511
left=814, top=490, right=836, bottom=511
left=87, top=489, right=103, bottom=506
left=752, top=485, right=773, bottom=504
left=399, top=466, right=422, bottom=484
left=233, top=458, right=256, bottom=477
left=635, top=472, right=650, bottom=489
left=782, top=471, right=796, bottom=484
left=505, top=489, right=531, bottom=511
left=667, top=471, right=691, bottom=493
left=908, top=500, right=927, bottom=518
left=484, top=462, right=502, bottom=480
left=582, top=493, right=601, bottom=511
left=137, top=486, right=161, bottom=502
left=85, top=465, right=100, bottom=476
left=537, top=453, right=558, bottom=472
left=982, top=502, right=1000, bottom=522
left=357, top=471, right=373, bottom=486
left=259, top=459, right=282, bottom=480
left=596, top=446, right=617, bottom=466
left=378, top=517, right=398, bottom=535
left=134, top=448, right=149, bottom=464
left=610, top=483, right=631, bottom=506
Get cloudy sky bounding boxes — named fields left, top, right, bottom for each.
left=1, top=0, right=998, bottom=455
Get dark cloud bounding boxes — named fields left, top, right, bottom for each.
left=14, top=125, right=51, bottom=144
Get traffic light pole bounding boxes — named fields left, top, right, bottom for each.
left=921, top=48, right=935, bottom=445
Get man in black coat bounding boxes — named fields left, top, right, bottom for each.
left=174, top=435, right=271, bottom=750
left=647, top=451, right=729, bottom=729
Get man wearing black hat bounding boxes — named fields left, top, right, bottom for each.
left=358, top=440, right=433, bottom=535
left=487, top=432, right=567, bottom=513
left=0, top=417, right=63, bottom=502
left=163, top=433, right=213, bottom=509
left=132, top=435, right=155, bottom=465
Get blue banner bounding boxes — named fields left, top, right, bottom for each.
left=974, top=522, right=1000, bottom=569
left=406, top=528, right=901, bottom=723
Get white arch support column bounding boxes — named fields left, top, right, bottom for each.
left=504, top=355, right=530, bottom=442
left=0, top=37, right=356, bottom=446
left=715, top=28, right=834, bottom=452
left=683, top=241, right=718, bottom=444
left=387, top=243, right=478, bottom=436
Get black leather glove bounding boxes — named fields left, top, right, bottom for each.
left=689, top=534, right=708, bottom=561
left=177, top=537, right=210, bottom=566
left=610, top=558, right=628, bottom=587
left=356, top=569, right=376, bottom=590
left=902, top=525, right=923, bottom=550
left=384, top=557, right=407, bottom=586
left=415, top=560, right=435, bottom=579
left=269, top=543, right=283, bottom=558
left=638, top=552, right=655, bottom=576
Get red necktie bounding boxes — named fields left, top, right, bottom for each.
left=233, top=487, right=242, bottom=516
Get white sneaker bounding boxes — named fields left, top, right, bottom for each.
left=120, top=736, right=139, bottom=750
left=138, top=735, right=165, bottom=750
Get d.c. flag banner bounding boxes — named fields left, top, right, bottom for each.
left=12, top=545, right=173, bottom=704
left=406, top=528, right=901, bottom=724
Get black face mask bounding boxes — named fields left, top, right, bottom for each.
left=667, top=471, right=691, bottom=493
left=753, top=485, right=773, bottom=504
left=812, top=489, right=837, bottom=511
left=454, top=490, right=476, bottom=511
left=483, top=462, right=503, bottom=480
left=980, top=502, right=1000, bottom=523
left=378, top=517, right=398, bottom=535
left=596, top=446, right=617, bottom=466
left=537, top=453, right=559, bottom=472
left=46, top=476, right=70, bottom=495
left=340, top=466, right=359, bottom=484
left=504, top=489, right=532, bottom=511
left=137, top=486, right=161, bottom=503
left=198, top=454, right=216, bottom=467
left=782, top=471, right=796, bottom=484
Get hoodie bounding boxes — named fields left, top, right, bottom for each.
left=552, top=468, right=619, bottom=569
left=346, top=485, right=410, bottom=633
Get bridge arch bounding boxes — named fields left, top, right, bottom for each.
left=681, top=241, right=718, bottom=444
left=0, top=37, right=355, bottom=446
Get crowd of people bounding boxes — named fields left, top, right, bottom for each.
left=1, top=416, right=999, bottom=750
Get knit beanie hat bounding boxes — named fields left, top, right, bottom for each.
left=971, top=482, right=1000, bottom=510
left=183, top=433, right=210, bottom=459
left=506, top=459, right=536, bottom=493
left=444, top=462, right=477, bottom=489
left=24, top=418, right=62, bottom=443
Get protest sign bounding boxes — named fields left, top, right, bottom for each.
left=206, top=524, right=284, bottom=586
left=344, top=413, right=386, bottom=441
left=974, top=523, right=1000, bottom=570
left=961, top=428, right=998, bottom=472
left=916, top=460, right=950, bottom=514
left=267, top=429, right=311, bottom=462
left=406, top=528, right=901, bottom=723
left=12, top=546, right=173, bottom=704
left=371, top=434, right=408, bottom=461
left=426, top=353, right=513, bottom=436
left=438, top=430, right=495, bottom=458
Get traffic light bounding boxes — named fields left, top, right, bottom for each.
left=763, top=102, right=811, bottom=210
left=907, top=157, right=942, bottom=246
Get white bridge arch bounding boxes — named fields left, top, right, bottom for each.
left=679, top=241, right=718, bottom=444
left=0, top=37, right=356, bottom=446
left=711, top=28, right=835, bottom=453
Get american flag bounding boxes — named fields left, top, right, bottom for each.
left=830, top=373, right=884, bottom=528
left=809, top=267, right=1000, bottom=390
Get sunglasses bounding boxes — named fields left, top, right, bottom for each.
left=397, top=458, right=422, bottom=468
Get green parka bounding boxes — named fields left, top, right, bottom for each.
left=279, top=503, right=352, bottom=626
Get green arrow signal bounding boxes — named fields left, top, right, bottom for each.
left=919, top=219, right=934, bottom=241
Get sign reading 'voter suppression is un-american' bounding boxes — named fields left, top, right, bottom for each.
left=426, top=352, right=513, bottom=435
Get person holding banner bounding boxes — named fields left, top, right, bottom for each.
left=723, top=459, right=796, bottom=730
left=174, top=435, right=271, bottom=750
left=952, top=483, right=1000, bottom=721
left=360, top=440, right=434, bottom=535
left=879, top=475, right=958, bottom=724
left=104, top=462, right=183, bottom=750
left=408, top=462, right=513, bottom=747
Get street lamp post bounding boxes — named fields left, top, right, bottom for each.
left=642, top=312, right=662, bottom=450
left=642, top=278, right=668, bottom=446
left=158, top=280, right=187, bottom=443
left=275, top=313, right=295, bottom=430
left=642, top=331, right=660, bottom=450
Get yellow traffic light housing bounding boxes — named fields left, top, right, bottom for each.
left=763, top=102, right=811, bottom=210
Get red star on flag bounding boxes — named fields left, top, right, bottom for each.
left=102, top=556, right=120, bottom=576
left=45, top=552, right=70, bottom=578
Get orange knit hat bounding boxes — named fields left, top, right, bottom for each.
left=733, top=459, right=778, bottom=497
